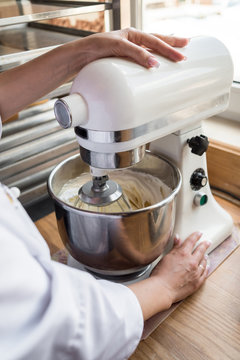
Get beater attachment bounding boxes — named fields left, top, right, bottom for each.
left=75, top=175, right=132, bottom=212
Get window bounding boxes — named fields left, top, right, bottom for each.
left=142, top=0, right=240, bottom=83
left=132, top=0, right=240, bottom=121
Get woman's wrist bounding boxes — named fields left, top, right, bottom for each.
left=63, top=35, right=107, bottom=76
left=127, top=276, right=173, bottom=321
left=148, top=275, right=173, bottom=311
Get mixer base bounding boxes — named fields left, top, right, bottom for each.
left=67, top=254, right=154, bottom=284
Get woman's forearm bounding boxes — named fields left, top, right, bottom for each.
left=128, top=277, right=172, bottom=320
left=0, top=39, right=91, bottom=121
left=0, top=28, right=188, bottom=121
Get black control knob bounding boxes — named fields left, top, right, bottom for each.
left=190, top=168, right=208, bottom=191
left=187, top=135, right=209, bottom=156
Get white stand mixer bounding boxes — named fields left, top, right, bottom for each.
left=150, top=124, right=233, bottom=253
left=54, top=36, right=234, bottom=271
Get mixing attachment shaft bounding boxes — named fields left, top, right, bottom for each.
left=75, top=175, right=132, bottom=212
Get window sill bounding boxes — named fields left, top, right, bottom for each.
left=203, top=116, right=240, bottom=149
left=220, top=82, right=240, bottom=123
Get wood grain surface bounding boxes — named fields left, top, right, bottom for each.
left=35, top=212, right=63, bottom=255
left=207, top=139, right=240, bottom=199
left=35, top=196, right=240, bottom=360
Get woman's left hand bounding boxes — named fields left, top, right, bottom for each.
left=81, top=27, right=189, bottom=69
left=0, top=28, right=189, bottom=121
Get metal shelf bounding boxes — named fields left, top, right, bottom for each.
left=0, top=25, right=79, bottom=71
left=0, top=1, right=112, bottom=27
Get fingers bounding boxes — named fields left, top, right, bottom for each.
left=190, top=255, right=209, bottom=294
left=152, top=34, right=189, bottom=48
left=181, top=231, right=203, bottom=254
left=198, top=259, right=209, bottom=283
left=174, top=232, right=211, bottom=280
left=191, top=261, right=208, bottom=294
left=193, top=240, right=211, bottom=264
left=125, top=28, right=186, bottom=62
left=95, top=28, right=188, bottom=68
left=198, top=257, right=207, bottom=276
left=115, top=40, right=158, bottom=68
left=180, top=232, right=211, bottom=267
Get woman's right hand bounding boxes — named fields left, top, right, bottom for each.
left=128, top=232, right=210, bottom=320
left=151, top=232, right=210, bottom=305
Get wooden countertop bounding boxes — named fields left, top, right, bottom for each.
left=35, top=196, right=240, bottom=360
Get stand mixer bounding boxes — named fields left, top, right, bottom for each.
left=49, top=35, right=234, bottom=282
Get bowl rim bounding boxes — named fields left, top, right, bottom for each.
left=47, top=151, right=182, bottom=217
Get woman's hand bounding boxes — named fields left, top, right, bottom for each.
left=128, top=232, right=210, bottom=320
left=82, top=27, right=188, bottom=68
left=151, top=232, right=210, bottom=305
left=0, top=27, right=189, bottom=121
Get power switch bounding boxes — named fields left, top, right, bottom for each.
left=194, top=193, right=208, bottom=206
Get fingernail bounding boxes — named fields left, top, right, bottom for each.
left=206, top=240, right=212, bottom=247
left=148, top=56, right=160, bottom=68
left=183, top=56, right=187, bottom=61
left=175, top=233, right=180, bottom=240
left=204, top=254, right=209, bottom=260
left=196, top=231, right=203, bottom=236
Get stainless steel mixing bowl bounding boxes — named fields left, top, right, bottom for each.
left=48, top=151, right=181, bottom=277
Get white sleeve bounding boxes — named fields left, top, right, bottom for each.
left=0, top=188, right=143, bottom=360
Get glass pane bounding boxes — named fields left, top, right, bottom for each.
left=0, top=0, right=67, bottom=18
left=142, top=0, right=240, bottom=82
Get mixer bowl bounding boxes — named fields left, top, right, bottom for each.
left=48, top=151, right=181, bottom=278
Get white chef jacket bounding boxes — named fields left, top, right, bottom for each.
left=0, top=121, right=143, bottom=360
